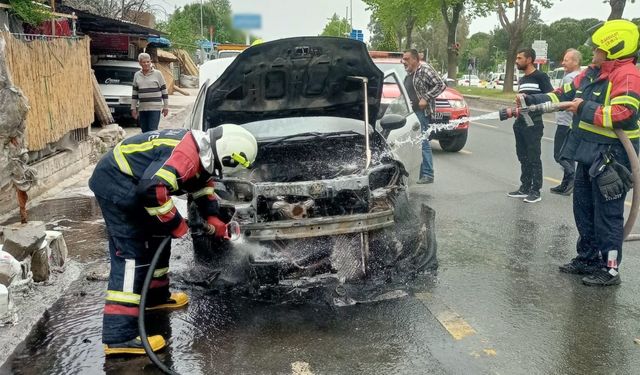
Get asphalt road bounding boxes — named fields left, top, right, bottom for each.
left=411, top=108, right=640, bottom=374
left=3, top=107, right=640, bottom=374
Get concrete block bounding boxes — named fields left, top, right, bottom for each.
left=1, top=221, right=46, bottom=261
left=95, top=124, right=125, bottom=147
left=45, top=230, right=68, bottom=268
left=30, top=242, right=50, bottom=282
left=0, top=249, right=21, bottom=287
left=0, top=284, right=11, bottom=321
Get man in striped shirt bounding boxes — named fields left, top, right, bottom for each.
left=507, top=48, right=554, bottom=203
left=131, top=53, right=169, bottom=132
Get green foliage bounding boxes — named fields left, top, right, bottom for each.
left=320, top=14, right=351, bottom=37
left=156, top=0, right=245, bottom=52
left=363, top=0, right=438, bottom=48
left=9, top=0, right=52, bottom=26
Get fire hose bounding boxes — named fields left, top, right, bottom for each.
left=138, top=221, right=241, bottom=375
left=498, top=98, right=640, bottom=240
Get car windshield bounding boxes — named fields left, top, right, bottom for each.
left=218, top=50, right=242, bottom=59
left=240, top=116, right=368, bottom=141
left=93, top=66, right=138, bottom=86
left=374, top=62, right=407, bottom=83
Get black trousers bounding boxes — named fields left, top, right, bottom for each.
left=553, top=126, right=575, bottom=183
left=513, top=124, right=543, bottom=192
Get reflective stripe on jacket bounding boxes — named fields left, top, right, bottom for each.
left=89, top=129, right=219, bottom=238
left=531, top=58, right=640, bottom=144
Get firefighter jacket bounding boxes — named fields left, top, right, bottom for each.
left=89, top=129, right=219, bottom=239
left=528, top=57, right=640, bottom=145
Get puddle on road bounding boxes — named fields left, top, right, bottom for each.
left=1, top=276, right=439, bottom=375
left=1, top=196, right=107, bottom=262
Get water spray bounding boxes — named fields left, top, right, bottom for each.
left=496, top=98, right=640, bottom=240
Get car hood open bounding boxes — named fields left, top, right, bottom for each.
left=203, top=37, right=383, bottom=127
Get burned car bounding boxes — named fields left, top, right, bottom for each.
left=184, top=37, right=436, bottom=302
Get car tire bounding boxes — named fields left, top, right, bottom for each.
left=438, top=129, right=468, bottom=152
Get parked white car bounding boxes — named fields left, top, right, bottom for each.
left=487, top=73, right=519, bottom=90
left=457, top=74, right=480, bottom=87
left=92, top=60, right=140, bottom=120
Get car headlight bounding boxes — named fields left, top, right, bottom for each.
left=119, top=96, right=132, bottom=105
left=448, top=99, right=467, bottom=109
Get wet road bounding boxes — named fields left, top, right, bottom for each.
left=3, top=107, right=640, bottom=374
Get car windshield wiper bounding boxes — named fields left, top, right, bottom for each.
left=262, top=131, right=363, bottom=146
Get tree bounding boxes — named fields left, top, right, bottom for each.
left=368, top=15, right=398, bottom=51
left=606, top=0, right=636, bottom=19
left=63, top=0, right=150, bottom=21
left=413, top=16, right=469, bottom=73
left=320, top=14, right=351, bottom=37
left=363, top=0, right=436, bottom=49
left=459, top=32, right=492, bottom=73
left=156, top=0, right=244, bottom=52
left=496, top=0, right=553, bottom=92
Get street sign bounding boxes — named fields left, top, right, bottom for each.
left=349, top=29, right=363, bottom=42
left=232, top=14, right=262, bottom=30
left=532, top=40, right=548, bottom=59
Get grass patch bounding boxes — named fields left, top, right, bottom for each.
left=455, top=86, right=516, bottom=101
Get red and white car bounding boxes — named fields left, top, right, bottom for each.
left=370, top=51, right=470, bottom=152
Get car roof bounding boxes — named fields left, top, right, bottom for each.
left=93, top=60, right=141, bottom=69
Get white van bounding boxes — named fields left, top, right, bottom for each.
left=92, top=60, right=141, bottom=120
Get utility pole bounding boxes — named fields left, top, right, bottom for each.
left=349, top=0, right=353, bottom=31
left=200, top=0, right=204, bottom=37
left=121, top=0, right=125, bottom=19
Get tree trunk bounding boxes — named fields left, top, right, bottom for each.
left=396, top=31, right=403, bottom=52
left=608, top=0, right=626, bottom=19
left=447, top=25, right=457, bottom=81
left=503, top=37, right=522, bottom=93
left=405, top=17, right=415, bottom=49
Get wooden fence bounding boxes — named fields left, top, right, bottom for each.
left=2, top=32, right=93, bottom=151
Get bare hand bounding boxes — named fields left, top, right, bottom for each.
left=131, top=109, right=138, bottom=120
left=418, top=98, right=428, bottom=110
left=514, top=94, right=527, bottom=108
left=564, top=98, right=584, bottom=114
left=162, top=108, right=169, bottom=117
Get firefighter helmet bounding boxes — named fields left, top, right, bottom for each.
left=586, top=19, right=639, bottom=60
left=193, top=125, right=257, bottom=175
left=251, top=39, right=265, bottom=46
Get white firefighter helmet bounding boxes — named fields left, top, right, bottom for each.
left=194, top=124, right=257, bottom=175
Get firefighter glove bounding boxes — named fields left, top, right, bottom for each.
left=596, top=163, right=628, bottom=201
left=206, top=216, right=227, bottom=239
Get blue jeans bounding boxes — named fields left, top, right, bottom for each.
left=138, top=110, right=161, bottom=133
left=416, top=110, right=434, bottom=179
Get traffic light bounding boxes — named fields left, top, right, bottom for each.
left=452, top=42, right=460, bottom=55
left=507, top=0, right=515, bottom=8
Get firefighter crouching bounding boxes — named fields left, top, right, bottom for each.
left=89, top=125, right=258, bottom=355
left=522, top=19, right=640, bottom=286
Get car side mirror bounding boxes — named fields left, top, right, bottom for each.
left=380, top=114, right=406, bottom=131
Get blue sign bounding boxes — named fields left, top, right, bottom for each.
left=198, top=40, right=213, bottom=51
left=349, top=29, right=363, bottom=42
left=232, top=14, right=262, bottom=30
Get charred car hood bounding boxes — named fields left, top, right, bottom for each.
left=204, top=37, right=383, bottom=127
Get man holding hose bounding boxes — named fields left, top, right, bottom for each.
left=520, top=19, right=640, bottom=286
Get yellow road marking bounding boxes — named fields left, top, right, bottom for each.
left=459, top=149, right=472, bottom=155
left=415, top=292, right=476, bottom=340
left=291, top=361, right=314, bottom=375
left=434, top=310, right=477, bottom=340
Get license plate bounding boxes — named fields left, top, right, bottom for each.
left=430, top=112, right=450, bottom=124
left=109, top=107, right=115, bottom=113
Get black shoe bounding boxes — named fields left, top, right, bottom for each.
left=417, top=176, right=434, bottom=184
left=523, top=191, right=541, bottom=203
left=507, top=189, right=528, bottom=198
left=550, top=181, right=573, bottom=196
left=582, top=268, right=621, bottom=286
left=559, top=259, right=600, bottom=275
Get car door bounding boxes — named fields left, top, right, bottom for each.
left=376, top=70, right=421, bottom=177
left=185, top=79, right=210, bottom=131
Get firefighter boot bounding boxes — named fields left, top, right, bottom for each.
left=146, top=292, right=189, bottom=311
left=104, top=335, right=166, bottom=356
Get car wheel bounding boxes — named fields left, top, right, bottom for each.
left=438, top=129, right=468, bottom=152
